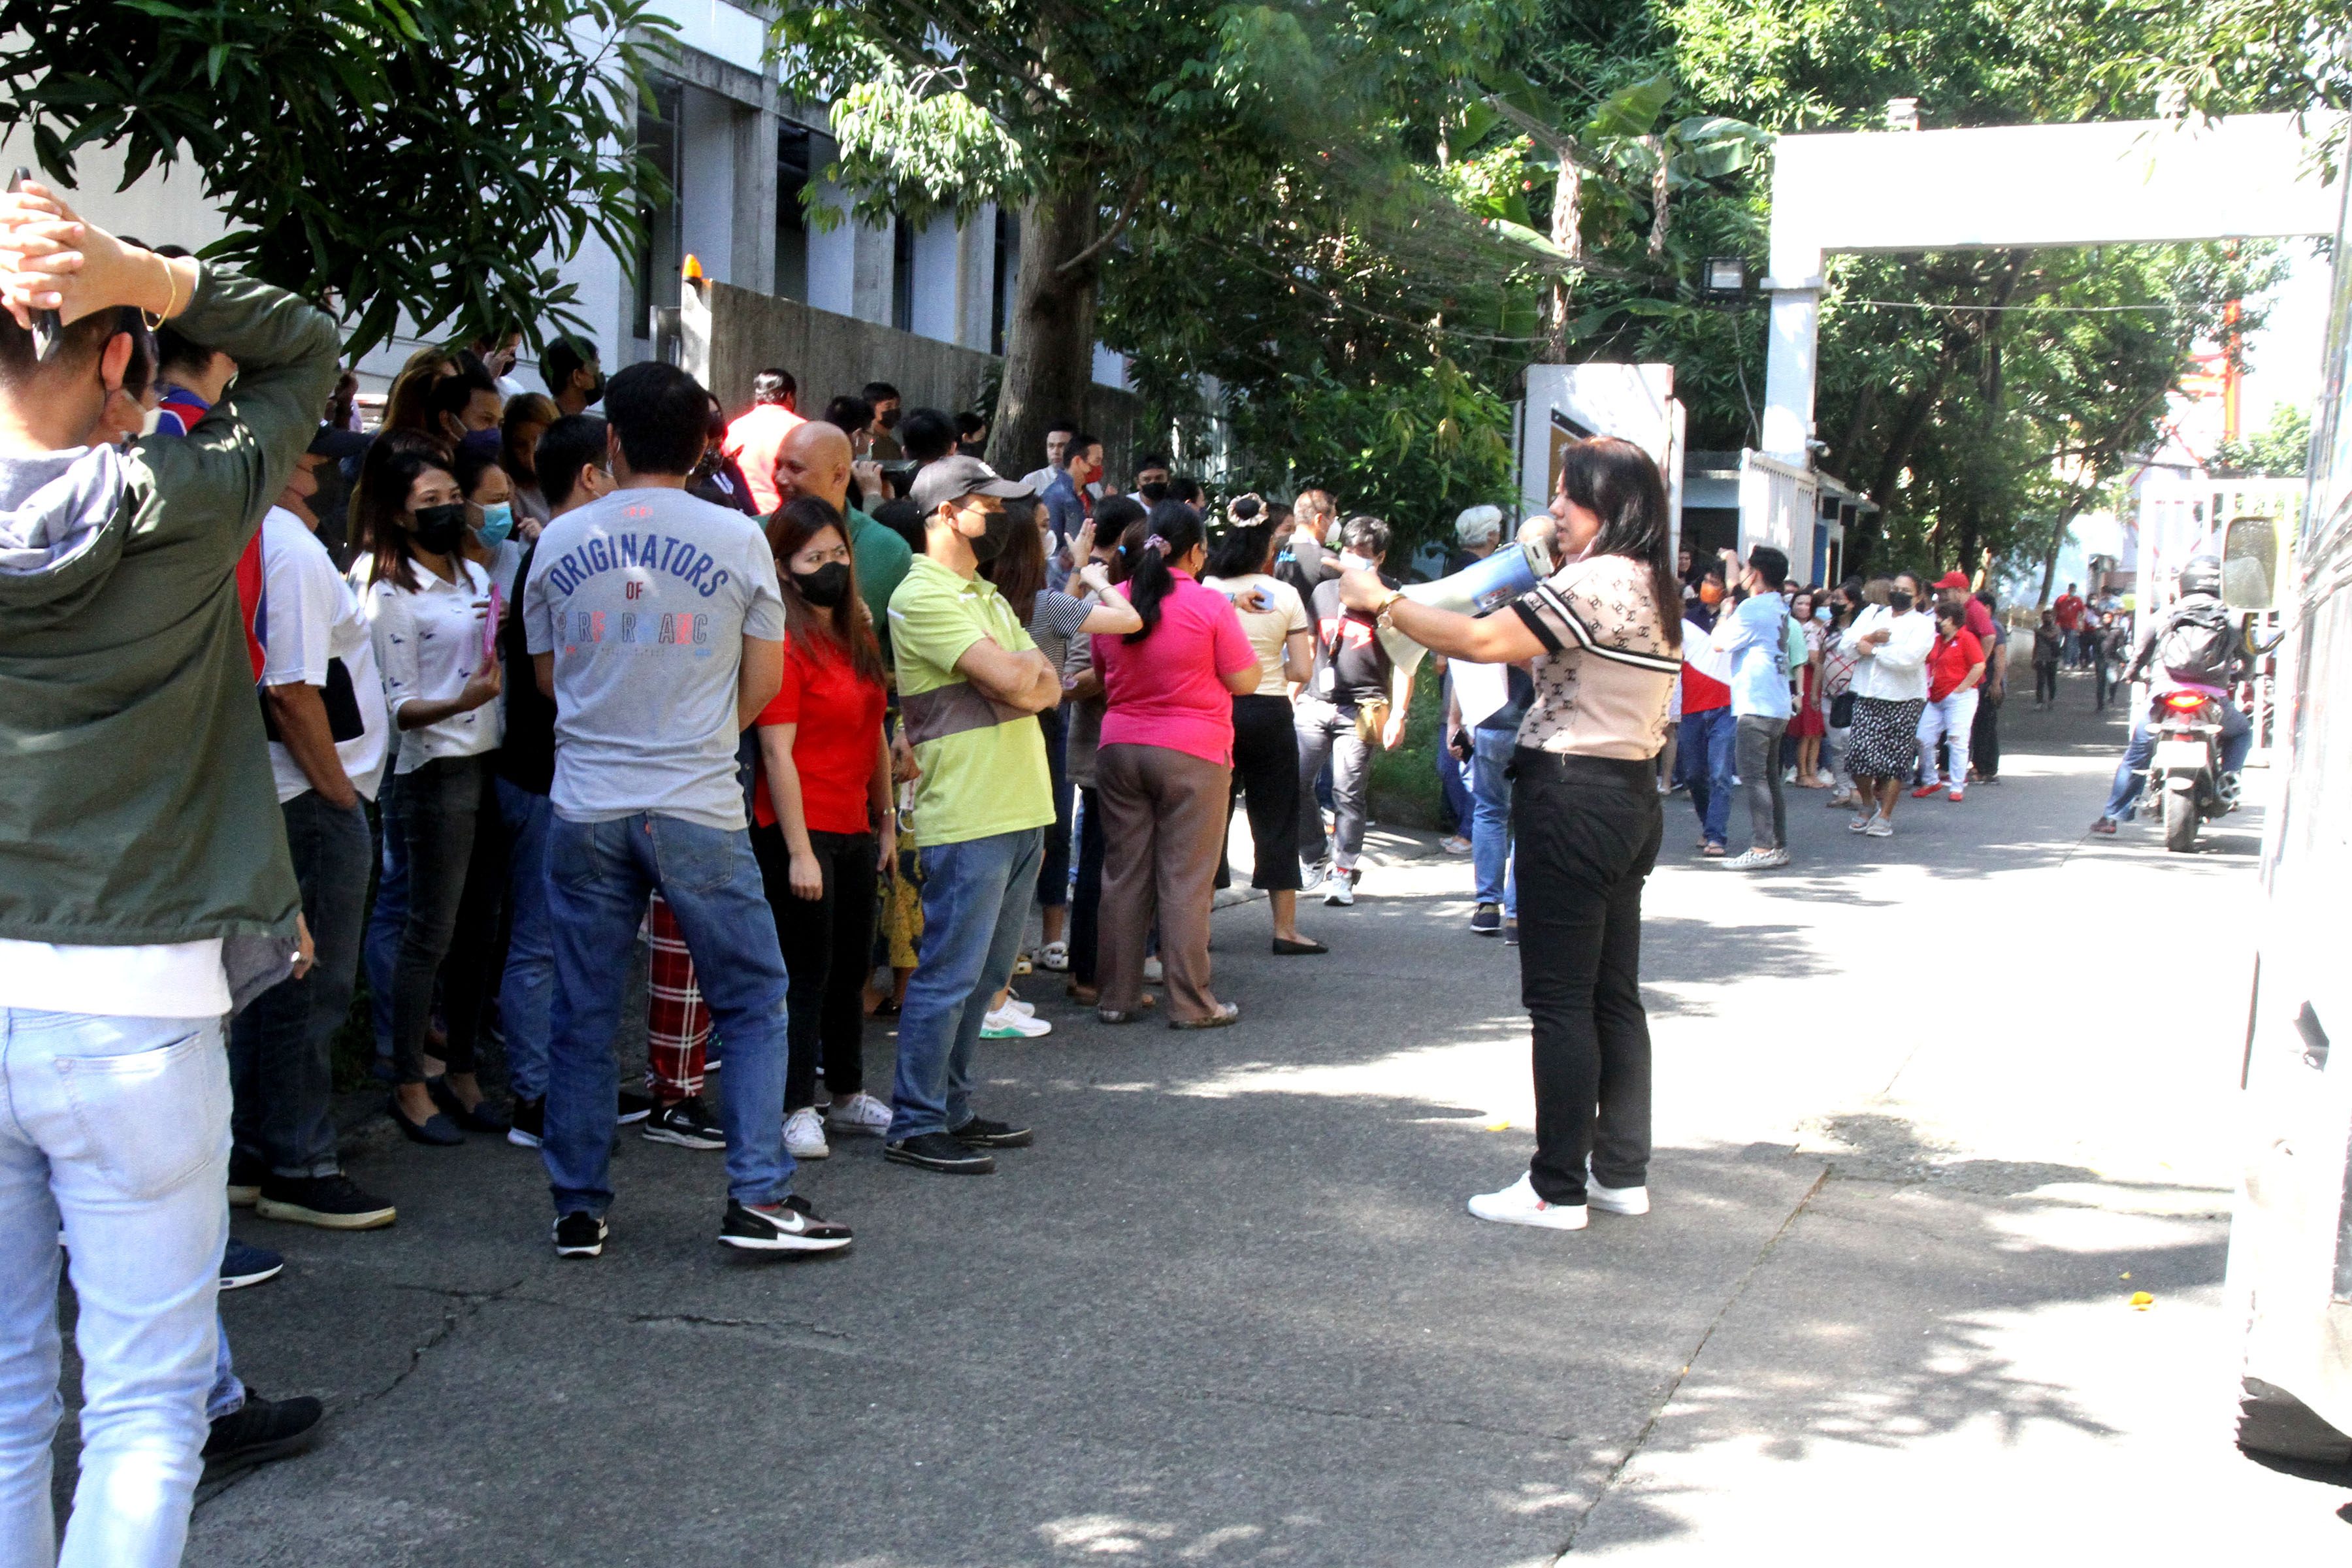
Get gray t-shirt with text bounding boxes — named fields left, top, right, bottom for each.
left=523, top=486, right=785, bottom=830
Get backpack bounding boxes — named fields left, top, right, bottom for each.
left=2158, top=598, right=2234, bottom=686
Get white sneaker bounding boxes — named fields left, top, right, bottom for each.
left=1002, top=995, right=1037, bottom=1018
left=1587, top=1180, right=1650, bottom=1216
left=981, top=1005, right=1052, bottom=1038
left=824, top=1091, right=892, bottom=1137
left=1763, top=846, right=1791, bottom=868
left=1142, top=956, right=1165, bottom=985
left=1321, top=869, right=1356, bottom=907
left=783, top=1106, right=830, bottom=1160
left=1466, top=1172, right=1588, bottom=1230
left=1721, top=848, right=1782, bottom=871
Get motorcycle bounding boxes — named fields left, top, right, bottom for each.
left=2149, top=681, right=2238, bottom=853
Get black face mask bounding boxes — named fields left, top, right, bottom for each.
left=1888, top=589, right=1914, bottom=615
left=581, top=373, right=606, bottom=407
left=964, top=505, right=1013, bottom=564
left=1139, top=482, right=1169, bottom=504
left=412, top=503, right=468, bottom=555
left=792, top=562, right=852, bottom=608
left=877, top=408, right=900, bottom=431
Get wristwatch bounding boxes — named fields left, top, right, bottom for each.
left=1372, top=589, right=1406, bottom=623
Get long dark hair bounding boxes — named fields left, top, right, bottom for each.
left=766, top=495, right=885, bottom=689
left=357, top=431, right=456, bottom=593
left=979, top=500, right=1047, bottom=619
left=1559, top=436, right=1681, bottom=650
left=1205, top=519, right=1275, bottom=581
left=1122, top=501, right=1207, bottom=644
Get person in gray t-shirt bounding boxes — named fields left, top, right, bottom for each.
left=519, top=361, right=852, bottom=1262
left=525, top=483, right=784, bottom=826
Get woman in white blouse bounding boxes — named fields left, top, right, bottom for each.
left=357, top=434, right=508, bottom=1145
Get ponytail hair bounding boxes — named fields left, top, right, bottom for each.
left=1123, top=500, right=1207, bottom=644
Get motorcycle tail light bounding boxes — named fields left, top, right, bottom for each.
left=2162, top=691, right=2207, bottom=711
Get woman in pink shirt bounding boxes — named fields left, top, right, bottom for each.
left=1093, top=505, right=1262, bottom=1027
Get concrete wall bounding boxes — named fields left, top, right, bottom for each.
left=700, top=279, right=1142, bottom=476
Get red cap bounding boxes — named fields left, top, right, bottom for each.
left=1935, top=571, right=1970, bottom=590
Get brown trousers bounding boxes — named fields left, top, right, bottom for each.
left=1096, top=743, right=1232, bottom=1022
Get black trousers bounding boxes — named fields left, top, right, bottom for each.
left=1070, top=786, right=1107, bottom=986
left=1037, top=705, right=1072, bottom=909
left=1511, top=749, right=1661, bottom=1205
left=1218, top=693, right=1303, bottom=892
left=390, top=753, right=504, bottom=1085
left=2034, top=662, right=2059, bottom=704
left=1970, top=689, right=2001, bottom=778
left=752, top=822, right=877, bottom=1111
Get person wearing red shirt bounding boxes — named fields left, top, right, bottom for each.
left=1676, top=571, right=1737, bottom=855
left=750, top=497, right=896, bottom=1162
left=1912, top=602, right=1985, bottom=801
left=2053, top=582, right=2085, bottom=668
left=1091, top=505, right=1262, bottom=1027
left=722, top=367, right=805, bottom=516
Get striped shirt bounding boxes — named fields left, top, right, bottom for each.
left=1507, top=552, right=1680, bottom=760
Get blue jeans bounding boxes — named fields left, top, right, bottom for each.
left=542, top=814, right=792, bottom=1215
left=228, top=791, right=370, bottom=1179
left=495, top=779, right=556, bottom=1102
left=1, top=1010, right=229, bottom=1568
left=1469, top=727, right=1517, bottom=911
left=1678, top=706, right=1737, bottom=847
left=363, top=770, right=408, bottom=1063
left=2102, top=698, right=2253, bottom=821
left=889, top=827, right=1044, bottom=1141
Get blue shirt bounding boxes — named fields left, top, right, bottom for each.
left=1718, top=593, right=1793, bottom=719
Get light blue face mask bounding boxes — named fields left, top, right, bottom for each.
left=1814, top=604, right=1831, bottom=623
left=475, top=502, right=514, bottom=547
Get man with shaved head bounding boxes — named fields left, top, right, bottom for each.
left=774, top=419, right=912, bottom=654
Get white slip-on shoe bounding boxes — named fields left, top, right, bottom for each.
left=1467, top=1172, right=1588, bottom=1230
left=824, top=1091, right=893, bottom=1137
left=1587, top=1180, right=1650, bottom=1216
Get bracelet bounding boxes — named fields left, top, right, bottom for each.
left=1373, top=589, right=1406, bottom=621
left=142, top=252, right=181, bottom=329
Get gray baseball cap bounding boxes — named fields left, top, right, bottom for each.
left=909, top=454, right=1030, bottom=514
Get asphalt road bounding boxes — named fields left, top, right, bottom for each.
left=56, top=667, right=2352, bottom=1563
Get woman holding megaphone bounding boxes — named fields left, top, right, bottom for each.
left=1336, top=437, right=1682, bottom=1232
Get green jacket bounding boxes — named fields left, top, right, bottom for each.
left=0, top=266, right=340, bottom=1002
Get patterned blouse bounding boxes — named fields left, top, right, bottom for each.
left=1507, top=552, right=1680, bottom=760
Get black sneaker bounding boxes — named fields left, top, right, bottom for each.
left=220, top=1237, right=283, bottom=1290
left=949, top=1116, right=1034, bottom=1149
left=226, top=1158, right=265, bottom=1209
left=1469, top=902, right=1502, bottom=936
left=202, top=1391, right=323, bottom=1479
left=552, top=1211, right=607, bottom=1258
left=255, top=1173, right=397, bottom=1231
left=507, top=1095, right=545, bottom=1148
left=616, top=1089, right=655, bottom=1125
left=885, top=1132, right=996, bottom=1174
left=1503, top=919, right=1520, bottom=946
left=718, top=1194, right=853, bottom=1253
left=642, top=1096, right=726, bottom=1149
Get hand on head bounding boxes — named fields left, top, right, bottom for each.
left=0, top=180, right=181, bottom=329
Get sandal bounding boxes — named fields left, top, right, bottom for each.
left=1170, top=1002, right=1242, bottom=1031
left=1035, top=940, right=1070, bottom=972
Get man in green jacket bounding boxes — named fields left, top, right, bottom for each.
left=0, top=182, right=338, bottom=1566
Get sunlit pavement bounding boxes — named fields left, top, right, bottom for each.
left=131, top=668, right=2345, bottom=1563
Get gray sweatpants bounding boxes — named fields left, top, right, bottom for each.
left=1735, top=715, right=1788, bottom=851
left=1295, top=694, right=1373, bottom=874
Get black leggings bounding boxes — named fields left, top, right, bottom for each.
left=390, top=753, right=504, bottom=1085
left=1218, top=693, right=1303, bottom=892
left=1511, top=749, right=1661, bottom=1206
left=752, top=823, right=877, bottom=1111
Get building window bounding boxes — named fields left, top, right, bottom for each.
left=992, top=207, right=1017, bottom=357
left=632, top=76, right=685, bottom=338
left=891, top=214, right=915, bottom=332
left=775, top=121, right=810, bottom=302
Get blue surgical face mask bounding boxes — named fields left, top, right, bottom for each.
left=1814, top=604, right=1831, bottom=623
left=475, top=502, right=514, bottom=547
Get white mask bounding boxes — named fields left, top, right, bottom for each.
left=1338, top=552, right=1375, bottom=574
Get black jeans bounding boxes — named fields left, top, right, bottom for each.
left=1970, top=687, right=2001, bottom=778
left=1070, top=786, right=1107, bottom=986
left=228, top=790, right=372, bottom=1177
left=1218, top=693, right=1303, bottom=892
left=1511, top=749, right=1661, bottom=1206
left=390, top=753, right=504, bottom=1085
left=752, top=822, right=877, bottom=1111
left=1037, top=705, right=1072, bottom=910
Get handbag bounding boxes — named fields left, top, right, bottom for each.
left=1829, top=691, right=1855, bottom=729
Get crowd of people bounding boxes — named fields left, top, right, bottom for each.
left=3, top=182, right=2145, bottom=1565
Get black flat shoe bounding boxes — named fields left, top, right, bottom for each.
left=1271, top=936, right=1328, bottom=956
left=389, top=1099, right=464, bottom=1146
left=429, top=1077, right=510, bottom=1134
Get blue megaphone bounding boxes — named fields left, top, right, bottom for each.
left=1377, top=537, right=1558, bottom=674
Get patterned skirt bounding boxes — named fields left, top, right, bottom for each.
left=1846, top=696, right=1925, bottom=778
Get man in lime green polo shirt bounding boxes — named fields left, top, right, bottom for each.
left=771, top=418, right=912, bottom=656
left=881, top=456, right=1060, bottom=1174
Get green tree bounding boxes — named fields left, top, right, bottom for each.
left=2213, top=402, right=2313, bottom=476
left=0, top=0, right=672, bottom=356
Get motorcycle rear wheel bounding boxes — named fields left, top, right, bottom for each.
left=2163, top=785, right=2198, bottom=853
